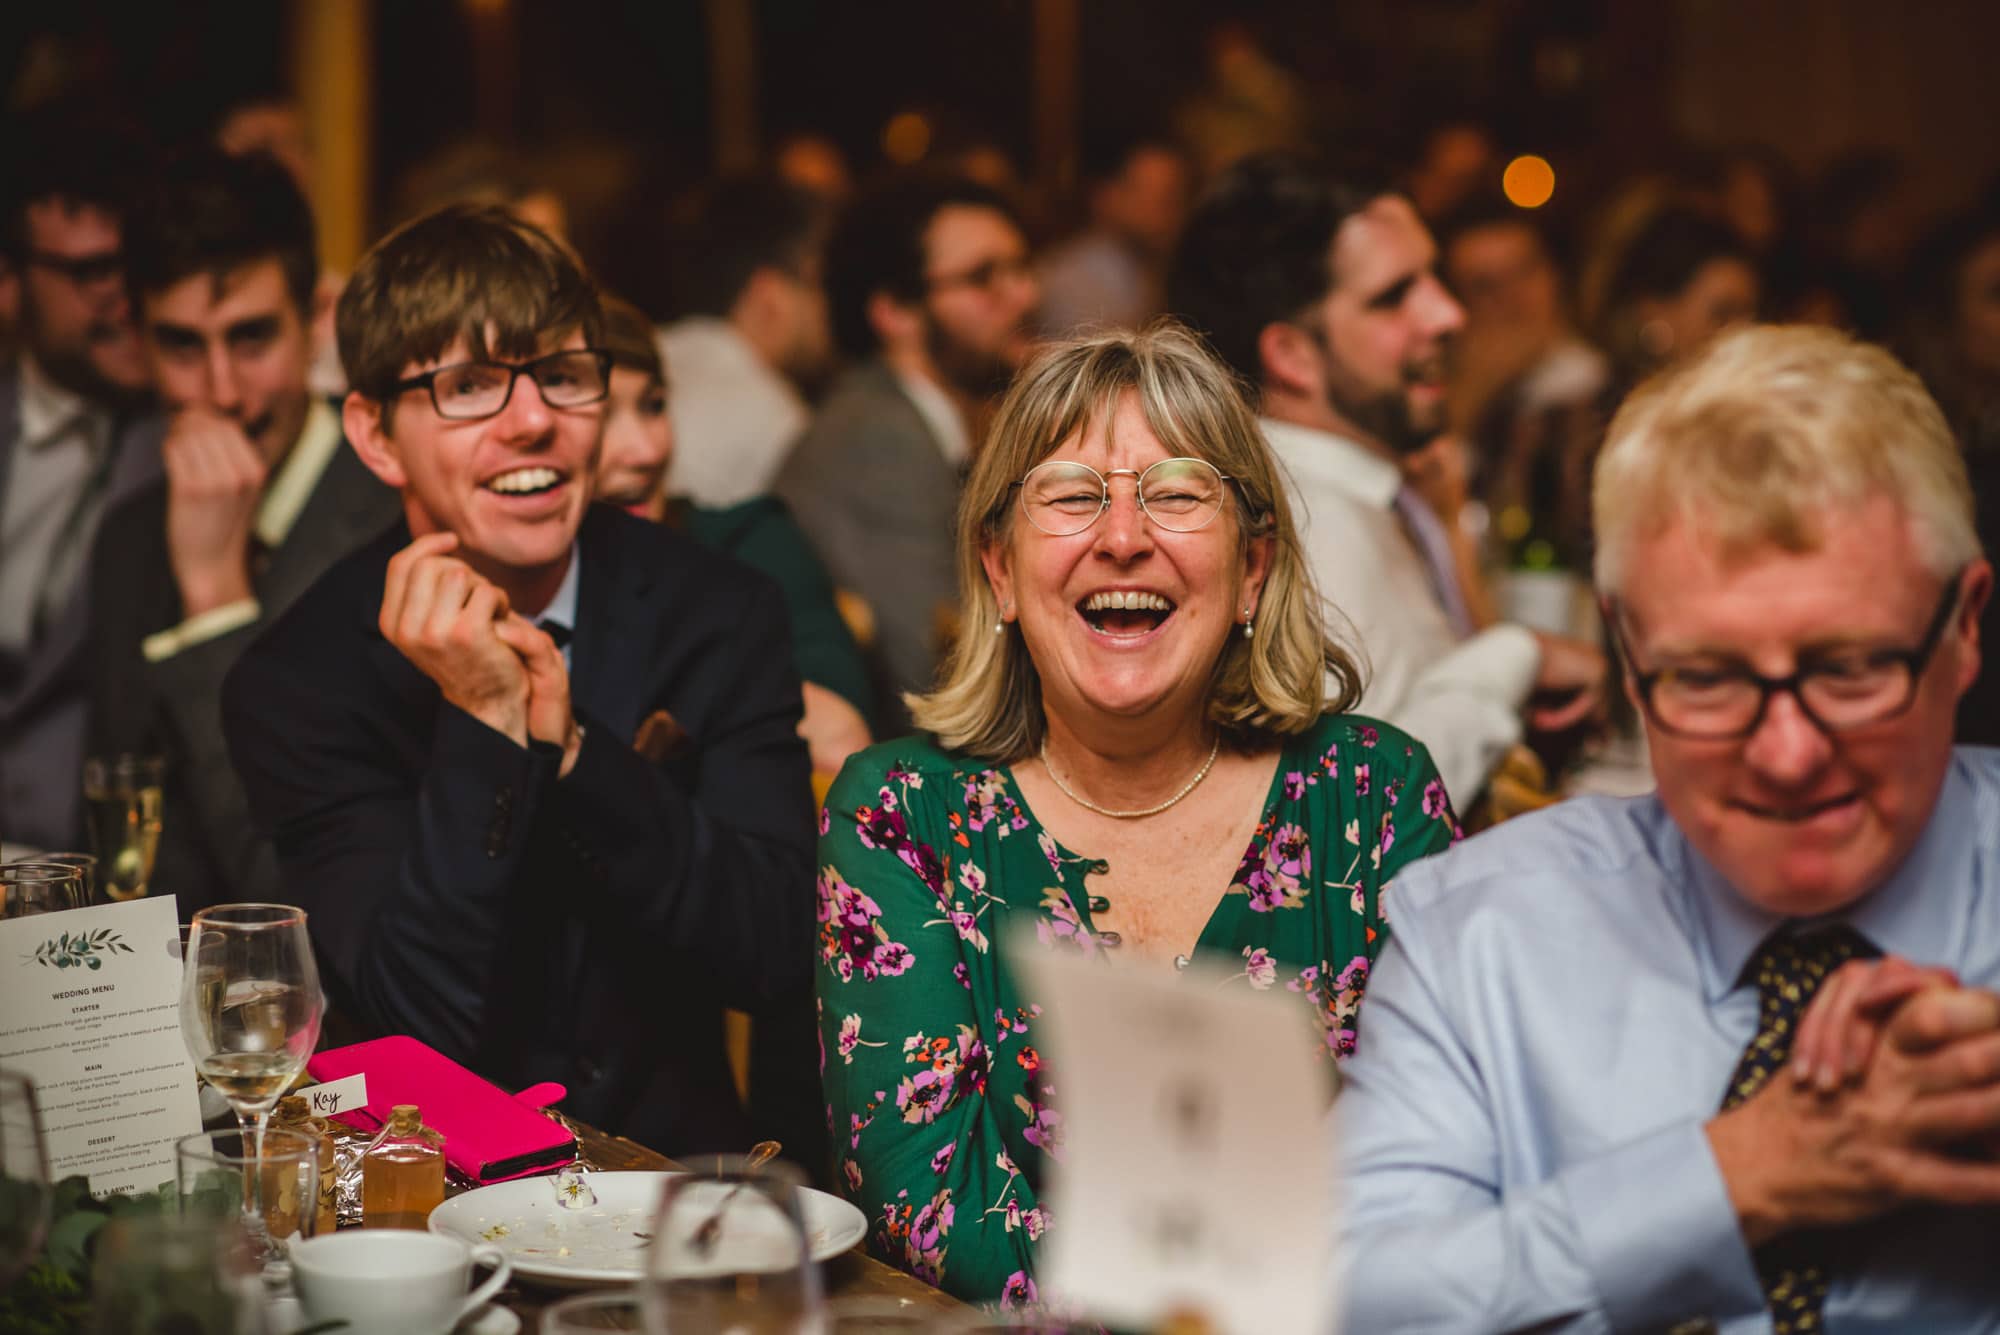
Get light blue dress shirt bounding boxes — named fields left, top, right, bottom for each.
left=1336, top=748, right=2000, bottom=1334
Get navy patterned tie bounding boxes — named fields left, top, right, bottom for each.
left=1720, top=924, right=1875, bottom=1334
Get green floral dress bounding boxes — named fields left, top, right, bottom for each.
left=814, top=712, right=1460, bottom=1306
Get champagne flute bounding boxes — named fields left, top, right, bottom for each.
left=84, top=754, right=165, bottom=901
left=0, top=863, right=84, bottom=918
left=640, top=1154, right=822, bottom=1334
left=179, top=905, right=323, bottom=1263
left=0, top=1070, right=53, bottom=1294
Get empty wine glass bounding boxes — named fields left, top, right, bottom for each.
left=178, top=904, right=323, bottom=1263
left=0, top=863, right=83, bottom=919
left=0, top=1071, right=52, bottom=1294
left=640, top=1154, right=822, bottom=1334
left=32, top=852, right=99, bottom=905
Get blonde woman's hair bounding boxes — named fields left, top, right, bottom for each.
left=909, top=321, right=1362, bottom=760
left=1594, top=323, right=1981, bottom=595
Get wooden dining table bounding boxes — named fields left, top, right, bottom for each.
left=479, top=1118, right=970, bottom=1330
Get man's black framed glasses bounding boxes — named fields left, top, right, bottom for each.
left=1609, top=567, right=1967, bottom=740
left=390, top=349, right=611, bottom=421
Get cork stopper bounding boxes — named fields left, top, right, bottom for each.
left=389, top=1103, right=423, bottom=1132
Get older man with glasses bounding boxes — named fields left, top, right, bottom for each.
left=1335, top=325, right=2000, bottom=1333
left=222, top=204, right=815, bottom=1157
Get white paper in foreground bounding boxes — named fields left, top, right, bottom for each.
left=1015, top=939, right=1340, bottom=1334
left=0, top=895, right=201, bottom=1196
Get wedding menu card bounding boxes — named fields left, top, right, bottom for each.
left=1018, top=942, right=1341, bottom=1334
left=0, top=896, right=201, bottom=1196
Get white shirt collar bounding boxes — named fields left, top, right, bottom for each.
left=1258, top=416, right=1403, bottom=512
left=536, top=542, right=581, bottom=634
left=891, top=367, right=973, bottom=469
left=17, top=351, right=103, bottom=452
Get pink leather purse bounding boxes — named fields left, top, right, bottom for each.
left=306, top=1035, right=577, bottom=1184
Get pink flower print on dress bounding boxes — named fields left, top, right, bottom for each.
left=1283, top=770, right=1307, bottom=800
left=1422, top=777, right=1449, bottom=818
left=1354, top=762, right=1372, bottom=796
left=930, top=1142, right=955, bottom=1175
left=894, top=1027, right=989, bottom=1124
left=1033, top=886, right=1100, bottom=955
left=1241, top=946, right=1277, bottom=989
left=962, top=770, right=1030, bottom=835
left=1246, top=823, right=1312, bottom=912
left=904, top=1188, right=955, bottom=1287
left=1001, top=1271, right=1039, bottom=1308
left=817, top=867, right=914, bottom=982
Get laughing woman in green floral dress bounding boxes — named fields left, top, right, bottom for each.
left=816, top=325, right=1460, bottom=1307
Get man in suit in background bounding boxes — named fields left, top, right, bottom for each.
left=224, top=205, right=815, bottom=1154
left=89, top=149, right=396, bottom=910
left=777, top=174, right=1039, bottom=722
left=0, top=108, right=159, bottom=851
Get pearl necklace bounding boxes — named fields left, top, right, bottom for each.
left=1039, top=735, right=1222, bottom=820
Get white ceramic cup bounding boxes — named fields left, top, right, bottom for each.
left=291, top=1230, right=510, bottom=1335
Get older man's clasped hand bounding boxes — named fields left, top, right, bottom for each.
left=1712, top=961, right=2000, bottom=1247
left=380, top=531, right=581, bottom=775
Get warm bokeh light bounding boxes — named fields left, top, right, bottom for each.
left=1502, top=154, right=1556, bottom=209
left=883, top=112, right=932, bottom=165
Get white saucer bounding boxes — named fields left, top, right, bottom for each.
left=267, top=1293, right=520, bottom=1334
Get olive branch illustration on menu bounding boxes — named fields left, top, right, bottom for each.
left=24, top=928, right=134, bottom=970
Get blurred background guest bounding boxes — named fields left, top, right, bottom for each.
left=1035, top=130, right=1194, bottom=336
left=818, top=325, right=1458, bottom=1304
left=0, top=105, right=159, bottom=852
left=88, top=147, right=395, bottom=911
left=657, top=175, right=832, bottom=508
left=597, top=294, right=874, bottom=775
left=1591, top=206, right=1761, bottom=407
left=776, top=173, right=1039, bottom=724
left=1170, top=155, right=1607, bottom=810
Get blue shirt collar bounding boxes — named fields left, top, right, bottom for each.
left=1671, top=755, right=1979, bottom=1002
left=535, top=543, right=581, bottom=637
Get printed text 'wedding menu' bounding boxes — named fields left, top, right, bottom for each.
left=0, top=896, right=202, bottom=1196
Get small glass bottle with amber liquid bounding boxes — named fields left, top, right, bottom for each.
left=272, top=1094, right=338, bottom=1236
left=362, top=1103, right=445, bottom=1229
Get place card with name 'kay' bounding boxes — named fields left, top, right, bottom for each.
left=0, top=895, right=201, bottom=1196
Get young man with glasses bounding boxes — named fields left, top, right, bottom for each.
left=88, top=148, right=397, bottom=912
left=223, top=204, right=816, bottom=1156
left=0, top=109, right=162, bottom=851
left=777, top=173, right=1039, bottom=723
left=1334, top=325, right=2000, bottom=1333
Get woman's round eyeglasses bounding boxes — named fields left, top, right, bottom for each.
left=1013, top=457, right=1236, bottom=536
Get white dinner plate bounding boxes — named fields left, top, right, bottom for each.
left=428, top=1171, right=868, bottom=1288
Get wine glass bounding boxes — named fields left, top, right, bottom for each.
left=179, top=904, right=323, bottom=1263
left=0, top=1070, right=53, bottom=1294
left=0, top=863, right=84, bottom=918
left=83, top=753, right=165, bottom=901
left=640, top=1154, right=823, bottom=1334
left=32, top=852, right=99, bottom=905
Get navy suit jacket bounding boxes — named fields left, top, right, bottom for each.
left=223, top=504, right=817, bottom=1153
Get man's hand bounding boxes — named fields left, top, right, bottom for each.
left=380, top=533, right=529, bottom=744
left=163, top=408, right=267, bottom=616
left=1524, top=629, right=1607, bottom=732
left=1791, top=956, right=1962, bottom=1091
left=1707, top=985, right=2000, bottom=1247
left=1403, top=433, right=1473, bottom=529
left=493, top=613, right=581, bottom=777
